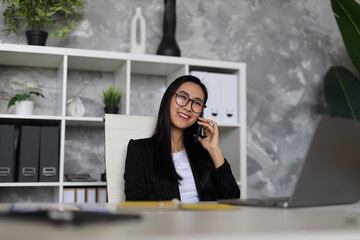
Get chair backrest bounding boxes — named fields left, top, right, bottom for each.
left=104, top=114, right=156, bottom=203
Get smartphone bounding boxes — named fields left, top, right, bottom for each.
left=194, top=110, right=206, bottom=143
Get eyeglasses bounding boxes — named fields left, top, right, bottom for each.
left=173, top=91, right=206, bottom=113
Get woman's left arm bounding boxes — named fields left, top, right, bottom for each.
left=212, top=160, right=241, bottom=199
left=197, top=117, right=240, bottom=199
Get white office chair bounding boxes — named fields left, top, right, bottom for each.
left=104, top=114, right=156, bottom=203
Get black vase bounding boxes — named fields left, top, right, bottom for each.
left=26, top=30, right=48, bottom=46
left=104, top=106, right=119, bottom=114
left=156, top=0, right=181, bottom=57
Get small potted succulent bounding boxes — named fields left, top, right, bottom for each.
left=7, top=80, right=45, bottom=115
left=102, top=85, right=123, bottom=114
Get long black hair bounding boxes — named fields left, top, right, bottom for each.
left=152, top=75, right=215, bottom=196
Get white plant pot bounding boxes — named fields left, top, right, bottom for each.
left=15, top=100, right=34, bottom=115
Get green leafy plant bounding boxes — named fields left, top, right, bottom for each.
left=102, top=86, right=123, bottom=108
left=7, top=80, right=45, bottom=109
left=323, top=0, right=360, bottom=120
left=2, top=0, right=87, bottom=39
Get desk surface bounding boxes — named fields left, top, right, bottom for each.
left=1, top=202, right=360, bottom=240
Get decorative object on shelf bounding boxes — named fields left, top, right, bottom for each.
left=15, top=100, right=34, bottom=115
left=2, top=0, right=87, bottom=45
left=323, top=0, right=360, bottom=120
left=130, top=7, right=146, bottom=54
left=66, top=97, right=85, bottom=117
left=25, top=30, right=48, bottom=46
left=156, top=0, right=181, bottom=56
left=102, top=85, right=123, bottom=114
left=94, top=150, right=106, bottom=182
left=7, top=80, right=45, bottom=115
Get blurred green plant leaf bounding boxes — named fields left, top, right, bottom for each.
left=331, top=0, right=360, bottom=73
left=324, top=66, right=360, bottom=120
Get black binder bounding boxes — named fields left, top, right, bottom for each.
left=39, top=126, right=60, bottom=182
left=0, top=125, right=16, bottom=182
left=16, top=126, right=40, bottom=182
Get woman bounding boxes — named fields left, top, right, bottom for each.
left=124, top=75, right=240, bottom=202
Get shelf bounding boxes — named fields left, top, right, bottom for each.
left=0, top=182, right=60, bottom=187
left=0, top=43, right=247, bottom=201
left=65, top=117, right=104, bottom=127
left=0, top=114, right=62, bottom=120
left=62, top=181, right=107, bottom=187
left=0, top=51, right=63, bottom=68
left=67, top=56, right=126, bottom=72
left=218, top=123, right=241, bottom=128
left=0, top=115, right=61, bottom=125
left=131, top=60, right=184, bottom=75
left=0, top=182, right=106, bottom=188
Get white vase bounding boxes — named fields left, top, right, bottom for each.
left=130, top=7, right=146, bottom=54
left=15, top=100, right=34, bottom=115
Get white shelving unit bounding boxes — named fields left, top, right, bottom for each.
left=0, top=43, right=247, bottom=202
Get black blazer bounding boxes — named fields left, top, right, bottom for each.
left=124, top=136, right=240, bottom=201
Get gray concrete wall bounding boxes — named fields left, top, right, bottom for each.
left=0, top=0, right=355, bottom=198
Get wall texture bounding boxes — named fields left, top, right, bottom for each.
left=0, top=0, right=356, bottom=198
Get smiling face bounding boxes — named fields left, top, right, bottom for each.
left=170, top=81, right=205, bottom=134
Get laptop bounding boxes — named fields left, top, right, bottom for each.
left=219, top=115, right=360, bottom=208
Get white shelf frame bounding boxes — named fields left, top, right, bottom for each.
left=0, top=43, right=247, bottom=201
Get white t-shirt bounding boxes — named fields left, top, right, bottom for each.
left=172, top=149, right=199, bottom=203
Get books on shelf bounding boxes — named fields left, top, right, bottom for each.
left=97, top=187, right=107, bottom=203
left=0, top=124, right=60, bottom=183
left=16, top=126, right=41, bottom=182
left=86, top=188, right=97, bottom=203
left=76, top=188, right=86, bottom=203
left=63, top=188, right=76, bottom=204
left=63, top=187, right=107, bottom=203
left=39, top=126, right=60, bottom=182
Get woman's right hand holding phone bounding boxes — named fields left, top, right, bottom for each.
left=197, top=117, right=225, bottom=168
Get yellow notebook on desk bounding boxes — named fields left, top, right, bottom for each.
left=118, top=201, right=238, bottom=211
left=118, top=201, right=178, bottom=210
left=180, top=203, right=238, bottom=211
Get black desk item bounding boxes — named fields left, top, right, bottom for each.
left=5, top=210, right=141, bottom=225
left=65, top=174, right=96, bottom=182
left=0, top=125, right=15, bottom=182
left=220, top=116, right=360, bottom=208
left=39, top=126, right=60, bottom=182
left=16, top=126, right=41, bottom=182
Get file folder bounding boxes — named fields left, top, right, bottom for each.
left=39, top=126, right=60, bottom=182
left=190, top=71, right=238, bottom=124
left=97, top=187, right=107, bottom=203
left=190, top=71, right=223, bottom=122
left=0, top=125, right=16, bottom=182
left=75, top=188, right=86, bottom=203
left=220, top=73, right=238, bottom=124
left=63, top=188, right=76, bottom=203
left=86, top=188, right=97, bottom=203
left=16, top=126, right=40, bottom=182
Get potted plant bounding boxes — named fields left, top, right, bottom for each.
left=7, top=80, right=45, bottom=115
left=2, top=0, right=87, bottom=46
left=102, top=85, right=123, bottom=114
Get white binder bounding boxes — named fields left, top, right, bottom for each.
left=190, top=71, right=238, bottom=124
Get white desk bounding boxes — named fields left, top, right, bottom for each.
left=0, top=202, right=360, bottom=240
